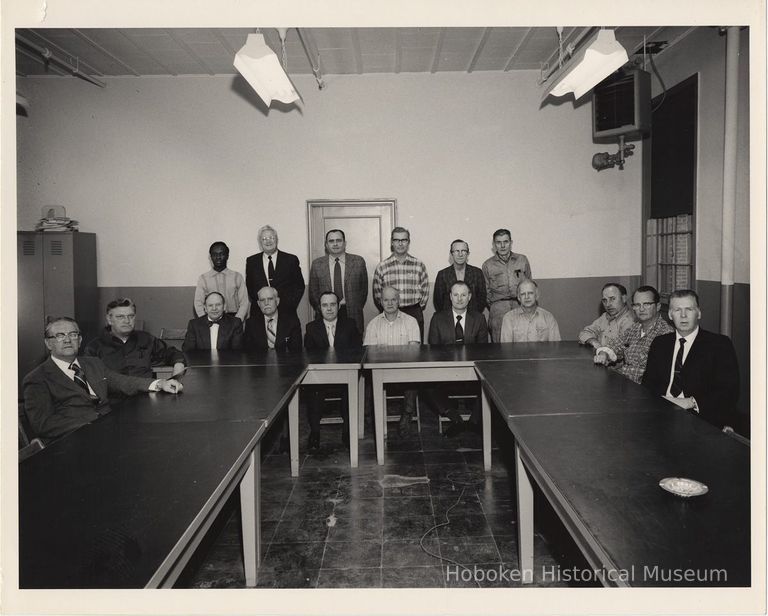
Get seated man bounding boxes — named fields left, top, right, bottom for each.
left=194, top=241, right=249, bottom=322
left=303, top=291, right=362, bottom=449
left=183, top=291, right=244, bottom=351
left=426, top=282, right=489, bottom=436
left=593, top=285, right=674, bottom=383
left=499, top=279, right=561, bottom=342
left=23, top=317, right=182, bottom=441
left=363, top=286, right=420, bottom=437
left=84, top=298, right=186, bottom=378
left=578, top=283, right=635, bottom=349
left=642, top=289, right=740, bottom=430
left=243, top=286, right=302, bottom=352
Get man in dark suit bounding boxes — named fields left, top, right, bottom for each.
left=642, top=289, right=740, bottom=430
left=303, top=291, right=362, bottom=450
left=183, top=291, right=244, bottom=351
left=22, top=317, right=183, bottom=442
left=243, top=286, right=302, bottom=352
left=308, top=229, right=369, bottom=335
left=245, top=225, right=305, bottom=315
left=426, top=282, right=490, bottom=436
left=433, top=239, right=487, bottom=314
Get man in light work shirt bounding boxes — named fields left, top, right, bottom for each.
left=363, top=286, right=420, bottom=436
left=194, top=241, right=249, bottom=322
left=372, top=226, right=429, bottom=339
left=482, top=228, right=532, bottom=342
left=499, top=279, right=560, bottom=342
left=593, top=285, right=674, bottom=383
left=578, top=283, right=635, bottom=349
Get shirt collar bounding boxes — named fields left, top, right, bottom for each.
left=678, top=326, right=700, bottom=345
left=606, top=304, right=630, bottom=322
left=324, top=318, right=338, bottom=327
left=452, top=309, right=467, bottom=321
left=329, top=254, right=346, bottom=265
left=51, top=355, right=78, bottom=373
left=264, top=313, right=278, bottom=324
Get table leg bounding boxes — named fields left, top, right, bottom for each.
left=289, top=389, right=299, bottom=477
left=372, top=370, right=385, bottom=465
left=241, top=445, right=261, bottom=587
left=357, top=373, right=365, bottom=439
left=348, top=374, right=359, bottom=468
left=515, top=441, right=534, bottom=583
left=481, top=386, right=491, bottom=471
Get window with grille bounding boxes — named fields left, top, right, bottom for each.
left=645, top=214, right=694, bottom=301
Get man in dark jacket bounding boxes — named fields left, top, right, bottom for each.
left=183, top=291, right=243, bottom=351
left=243, top=286, right=302, bottom=352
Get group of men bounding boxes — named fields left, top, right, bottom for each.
left=22, top=224, right=741, bottom=449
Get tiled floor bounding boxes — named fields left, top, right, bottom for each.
left=178, top=404, right=596, bottom=589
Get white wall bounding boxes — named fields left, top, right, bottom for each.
left=16, top=70, right=642, bottom=288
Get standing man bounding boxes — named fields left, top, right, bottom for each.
left=642, top=289, right=740, bottom=429
left=23, top=317, right=182, bottom=441
left=183, top=291, right=244, bottom=351
left=245, top=225, right=305, bottom=316
left=578, top=283, right=636, bottom=349
left=308, top=229, right=368, bottom=335
left=499, top=279, right=561, bottom=342
left=243, top=286, right=302, bottom=352
left=593, top=285, right=674, bottom=383
left=372, top=227, right=429, bottom=339
left=363, top=286, right=421, bottom=436
left=482, top=228, right=532, bottom=342
left=84, top=298, right=186, bottom=378
left=426, top=282, right=489, bottom=436
left=194, top=241, right=249, bottom=322
left=304, top=291, right=362, bottom=449
left=433, top=239, right=487, bottom=315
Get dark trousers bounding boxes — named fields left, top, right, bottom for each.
left=422, top=382, right=481, bottom=424
left=399, top=304, right=424, bottom=341
left=304, top=385, right=348, bottom=432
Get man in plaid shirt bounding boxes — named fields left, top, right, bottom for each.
left=373, top=226, right=429, bottom=339
left=593, top=285, right=674, bottom=383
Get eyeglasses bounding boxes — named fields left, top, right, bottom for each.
left=451, top=249, right=469, bottom=255
left=632, top=302, right=656, bottom=309
left=46, top=331, right=81, bottom=341
left=111, top=314, right=136, bottom=321
left=392, top=238, right=410, bottom=243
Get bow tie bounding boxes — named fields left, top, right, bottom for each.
left=208, top=319, right=222, bottom=327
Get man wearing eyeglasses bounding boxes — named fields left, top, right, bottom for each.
left=83, top=298, right=186, bottom=378
left=372, top=227, right=429, bottom=339
left=432, top=239, right=487, bottom=315
left=22, top=317, right=183, bottom=441
left=593, top=285, right=674, bottom=383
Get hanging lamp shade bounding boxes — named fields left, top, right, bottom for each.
left=234, top=33, right=301, bottom=106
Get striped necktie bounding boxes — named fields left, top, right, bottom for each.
left=267, top=318, right=276, bottom=348
left=69, top=362, right=91, bottom=393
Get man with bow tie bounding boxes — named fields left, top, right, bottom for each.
left=22, top=317, right=183, bottom=442
left=183, top=291, right=244, bottom=351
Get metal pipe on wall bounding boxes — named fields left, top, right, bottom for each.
left=719, top=26, right=740, bottom=336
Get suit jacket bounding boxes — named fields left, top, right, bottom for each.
left=183, top=314, right=244, bottom=351
left=22, top=356, right=153, bottom=441
left=642, top=329, right=740, bottom=429
left=428, top=309, right=489, bottom=345
left=433, top=264, right=488, bottom=314
left=304, top=316, right=362, bottom=351
left=245, top=250, right=305, bottom=313
left=308, top=253, right=368, bottom=334
left=243, top=310, right=302, bottom=352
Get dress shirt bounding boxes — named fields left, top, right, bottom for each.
left=328, top=255, right=346, bottom=305
left=208, top=320, right=220, bottom=349
left=453, top=309, right=466, bottom=341
left=373, top=254, right=429, bottom=310
left=264, top=314, right=278, bottom=349
left=499, top=306, right=561, bottom=342
left=578, top=305, right=636, bottom=346
left=194, top=268, right=250, bottom=321
left=325, top=318, right=337, bottom=347
left=665, top=327, right=700, bottom=397
left=482, top=252, right=531, bottom=304
left=262, top=251, right=278, bottom=282
left=598, top=315, right=675, bottom=384
left=51, top=356, right=160, bottom=392
left=363, top=311, right=421, bottom=346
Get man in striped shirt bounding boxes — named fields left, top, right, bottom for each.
left=372, top=227, right=429, bottom=339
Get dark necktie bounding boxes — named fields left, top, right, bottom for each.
left=208, top=319, right=221, bottom=327
left=267, top=255, right=275, bottom=285
left=267, top=318, right=276, bottom=348
left=669, top=338, right=686, bottom=397
left=334, top=257, right=344, bottom=302
left=69, top=362, right=91, bottom=393
left=455, top=315, right=464, bottom=343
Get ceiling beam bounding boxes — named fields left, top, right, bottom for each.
left=503, top=27, right=534, bottom=72
left=350, top=28, right=363, bottom=74
left=431, top=28, right=446, bottom=73
left=211, top=29, right=235, bottom=57
left=166, top=29, right=214, bottom=75
left=117, top=29, right=176, bottom=75
left=467, top=27, right=492, bottom=73
left=393, top=28, right=402, bottom=74
left=71, top=29, right=140, bottom=76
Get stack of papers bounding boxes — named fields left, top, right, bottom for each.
left=35, top=206, right=79, bottom=232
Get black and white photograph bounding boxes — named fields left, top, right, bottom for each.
left=2, top=1, right=765, bottom=614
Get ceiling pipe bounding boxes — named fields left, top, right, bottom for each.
left=16, top=33, right=106, bottom=88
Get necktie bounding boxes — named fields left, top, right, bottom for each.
left=669, top=338, right=686, bottom=397
left=267, top=255, right=275, bottom=285
left=327, top=323, right=335, bottom=347
left=69, top=362, right=91, bottom=393
left=455, top=315, right=464, bottom=343
left=208, top=319, right=221, bottom=327
left=333, top=257, right=344, bottom=302
left=267, top=318, right=276, bottom=348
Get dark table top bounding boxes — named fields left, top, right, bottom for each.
left=183, top=348, right=364, bottom=369
left=363, top=341, right=589, bottom=367
left=509, top=411, right=750, bottom=586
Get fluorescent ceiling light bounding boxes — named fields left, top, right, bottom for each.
left=542, top=29, right=628, bottom=101
left=234, top=33, right=301, bottom=107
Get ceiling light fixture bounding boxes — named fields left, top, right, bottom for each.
left=541, top=28, right=628, bottom=102
left=234, top=31, right=301, bottom=107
